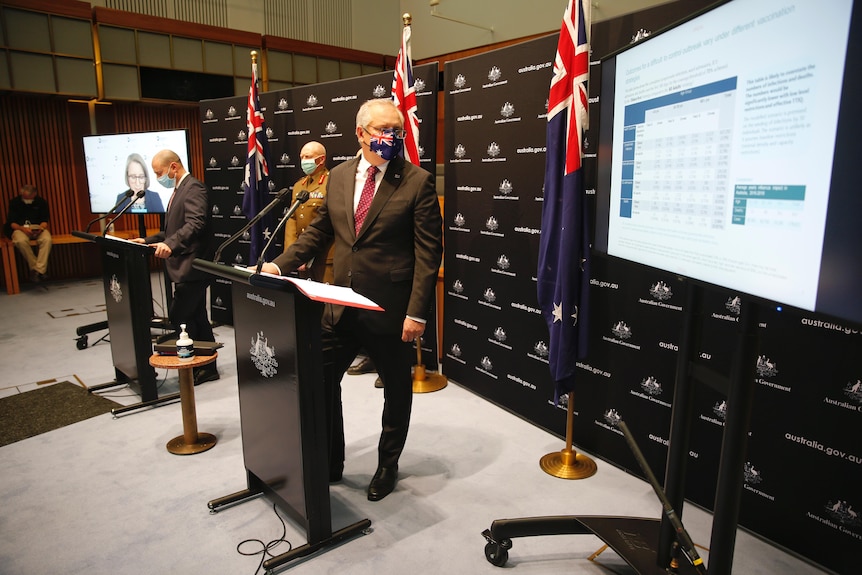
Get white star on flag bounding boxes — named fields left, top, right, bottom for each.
left=553, top=301, right=563, bottom=323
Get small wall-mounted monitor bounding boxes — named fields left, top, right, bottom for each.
left=595, top=0, right=861, bottom=327
left=83, top=129, right=190, bottom=215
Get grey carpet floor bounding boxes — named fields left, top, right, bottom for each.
left=0, top=277, right=830, bottom=574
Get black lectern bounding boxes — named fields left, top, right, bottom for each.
left=194, top=260, right=371, bottom=571
left=72, top=231, right=176, bottom=414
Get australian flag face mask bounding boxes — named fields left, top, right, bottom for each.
left=368, top=128, right=404, bottom=161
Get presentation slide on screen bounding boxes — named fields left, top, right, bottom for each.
left=83, top=130, right=189, bottom=213
left=606, top=0, right=853, bottom=311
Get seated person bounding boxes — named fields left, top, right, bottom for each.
left=4, top=184, right=52, bottom=282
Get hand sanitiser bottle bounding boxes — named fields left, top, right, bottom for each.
left=176, top=324, right=194, bottom=360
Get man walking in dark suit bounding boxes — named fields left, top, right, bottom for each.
left=259, top=98, right=443, bottom=501
left=132, top=149, right=219, bottom=385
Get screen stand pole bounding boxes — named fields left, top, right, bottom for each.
left=137, top=213, right=147, bottom=239
left=708, top=297, right=759, bottom=574
left=658, top=280, right=700, bottom=566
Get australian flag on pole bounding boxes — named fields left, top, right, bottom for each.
left=391, top=18, right=421, bottom=165
left=537, top=0, right=591, bottom=402
left=242, top=54, right=273, bottom=264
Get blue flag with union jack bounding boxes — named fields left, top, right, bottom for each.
left=391, top=21, right=421, bottom=165
left=242, top=56, right=273, bottom=264
left=537, top=0, right=591, bottom=401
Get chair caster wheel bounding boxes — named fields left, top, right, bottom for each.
left=484, top=541, right=509, bottom=566
left=482, top=529, right=512, bottom=567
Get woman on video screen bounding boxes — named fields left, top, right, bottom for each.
left=116, top=153, right=165, bottom=213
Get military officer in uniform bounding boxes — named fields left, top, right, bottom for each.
left=284, top=141, right=334, bottom=283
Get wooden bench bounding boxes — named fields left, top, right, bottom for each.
left=1, top=234, right=88, bottom=295
left=1, top=229, right=153, bottom=295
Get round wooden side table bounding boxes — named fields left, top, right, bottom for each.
left=149, top=351, right=218, bottom=455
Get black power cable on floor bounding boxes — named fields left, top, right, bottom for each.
left=236, top=503, right=293, bottom=575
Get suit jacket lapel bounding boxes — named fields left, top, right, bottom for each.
left=166, top=177, right=188, bottom=231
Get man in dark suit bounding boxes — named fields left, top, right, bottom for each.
left=259, top=98, right=443, bottom=501
left=131, top=149, right=219, bottom=385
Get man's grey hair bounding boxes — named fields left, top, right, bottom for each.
left=356, top=98, right=404, bottom=129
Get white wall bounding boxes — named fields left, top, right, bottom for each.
left=351, top=0, right=402, bottom=56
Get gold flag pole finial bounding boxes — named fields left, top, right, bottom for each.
left=402, top=13, right=412, bottom=26
left=250, top=50, right=258, bottom=64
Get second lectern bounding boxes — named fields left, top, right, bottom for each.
left=72, top=231, right=161, bottom=405
left=196, top=260, right=371, bottom=570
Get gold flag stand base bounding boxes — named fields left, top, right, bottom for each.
left=540, top=392, right=597, bottom=479
left=413, top=364, right=448, bottom=393
left=540, top=448, right=598, bottom=479
left=412, top=337, right=447, bottom=393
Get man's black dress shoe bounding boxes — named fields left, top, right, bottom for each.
left=347, top=356, right=376, bottom=375
left=367, top=466, right=397, bottom=501
left=193, top=366, right=220, bottom=386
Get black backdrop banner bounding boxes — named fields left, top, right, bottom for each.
left=199, top=64, right=439, bottom=339
left=440, top=8, right=861, bottom=575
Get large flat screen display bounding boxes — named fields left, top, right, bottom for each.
left=596, top=0, right=861, bottom=327
left=83, top=129, right=190, bottom=215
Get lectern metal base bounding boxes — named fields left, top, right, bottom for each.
left=482, top=515, right=703, bottom=574
left=207, top=487, right=264, bottom=514
left=207, top=488, right=371, bottom=574
left=87, top=382, right=180, bottom=416
left=262, top=518, right=372, bottom=573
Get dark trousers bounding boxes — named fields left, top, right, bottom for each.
left=323, top=308, right=414, bottom=473
left=169, top=279, right=214, bottom=343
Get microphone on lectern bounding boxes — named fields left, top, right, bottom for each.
left=254, top=190, right=311, bottom=273
left=213, top=187, right=294, bottom=263
left=86, top=190, right=134, bottom=233
left=103, top=190, right=146, bottom=236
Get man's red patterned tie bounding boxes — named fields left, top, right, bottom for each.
left=354, top=165, right=378, bottom=235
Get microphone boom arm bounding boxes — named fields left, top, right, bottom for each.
left=103, top=190, right=146, bottom=236
left=86, top=190, right=133, bottom=233
left=213, top=187, right=292, bottom=263
left=255, top=190, right=310, bottom=273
